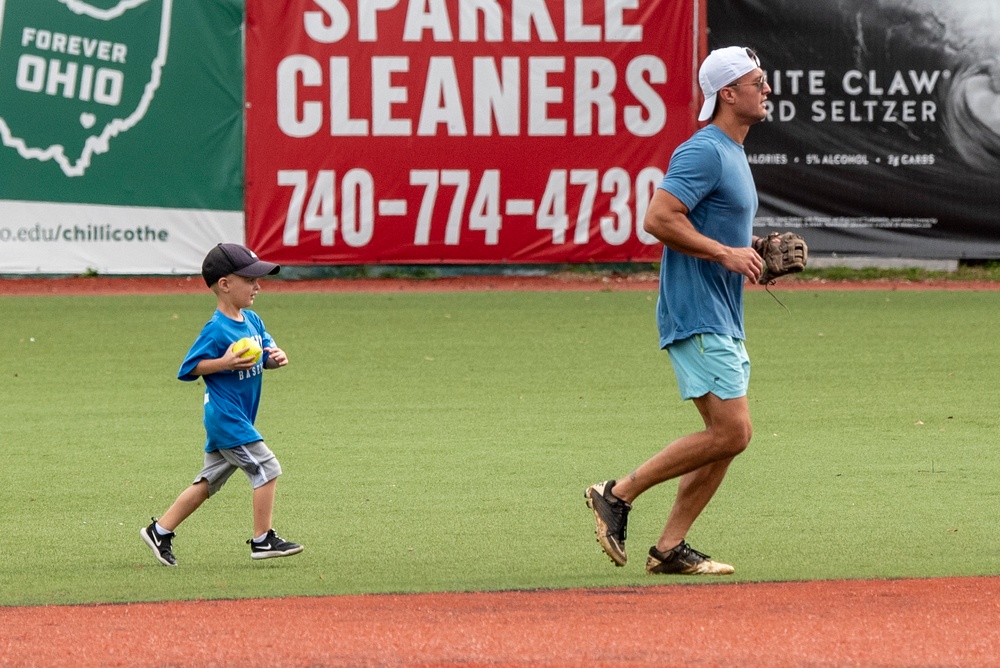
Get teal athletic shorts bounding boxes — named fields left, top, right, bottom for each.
left=665, top=333, right=750, bottom=401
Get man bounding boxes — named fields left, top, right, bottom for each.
left=585, top=46, right=770, bottom=575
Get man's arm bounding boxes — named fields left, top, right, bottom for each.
left=642, top=188, right=763, bottom=283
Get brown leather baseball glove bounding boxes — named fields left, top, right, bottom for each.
left=752, top=232, right=808, bottom=283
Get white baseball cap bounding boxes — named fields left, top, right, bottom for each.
left=698, top=46, right=761, bottom=121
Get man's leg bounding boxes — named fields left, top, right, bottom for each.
left=611, top=393, right=751, bottom=507
left=587, top=393, right=750, bottom=568
left=641, top=393, right=750, bottom=575
left=655, top=393, right=751, bottom=551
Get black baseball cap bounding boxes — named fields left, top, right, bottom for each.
left=201, top=243, right=280, bottom=287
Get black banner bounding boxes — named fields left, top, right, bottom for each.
left=711, top=0, right=1000, bottom=259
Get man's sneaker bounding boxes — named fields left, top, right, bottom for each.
left=140, top=518, right=177, bottom=567
left=584, top=480, right=631, bottom=567
left=645, top=541, right=734, bottom=575
left=248, top=529, right=304, bottom=560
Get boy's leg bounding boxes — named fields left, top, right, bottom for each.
left=219, top=442, right=280, bottom=538
left=140, top=450, right=236, bottom=566
left=252, top=478, right=276, bottom=539
left=140, top=480, right=210, bottom=567
left=159, top=480, right=211, bottom=532
left=226, top=442, right=302, bottom=559
left=248, top=477, right=303, bottom=559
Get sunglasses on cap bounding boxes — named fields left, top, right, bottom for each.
left=725, top=48, right=764, bottom=90
left=728, top=73, right=768, bottom=91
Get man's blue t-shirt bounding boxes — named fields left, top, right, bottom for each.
left=178, top=309, right=274, bottom=452
left=656, top=124, right=758, bottom=347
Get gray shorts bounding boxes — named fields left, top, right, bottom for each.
left=195, top=441, right=282, bottom=496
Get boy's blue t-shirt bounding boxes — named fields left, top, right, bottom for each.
left=178, top=309, right=275, bottom=452
left=656, top=124, right=758, bottom=348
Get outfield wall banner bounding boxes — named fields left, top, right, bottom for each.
left=0, top=0, right=244, bottom=275
left=245, top=0, right=702, bottom=265
left=712, top=0, right=1000, bottom=259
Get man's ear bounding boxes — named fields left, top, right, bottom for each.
left=216, top=276, right=230, bottom=292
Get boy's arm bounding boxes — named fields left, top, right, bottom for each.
left=263, top=346, right=288, bottom=370
left=188, top=344, right=258, bottom=377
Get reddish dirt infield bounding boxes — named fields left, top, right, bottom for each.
left=4, top=274, right=999, bottom=667
left=3, top=578, right=1000, bottom=667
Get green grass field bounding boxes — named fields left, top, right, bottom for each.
left=3, top=288, right=999, bottom=606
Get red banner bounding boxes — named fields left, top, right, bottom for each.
left=245, top=0, right=701, bottom=264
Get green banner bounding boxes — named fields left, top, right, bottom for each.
left=0, top=0, right=243, bottom=211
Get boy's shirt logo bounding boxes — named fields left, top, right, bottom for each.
left=0, top=0, right=172, bottom=177
left=237, top=362, right=263, bottom=382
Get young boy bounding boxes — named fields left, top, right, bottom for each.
left=141, top=243, right=303, bottom=566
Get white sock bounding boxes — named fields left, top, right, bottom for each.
left=154, top=522, right=171, bottom=537
left=253, top=532, right=269, bottom=543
